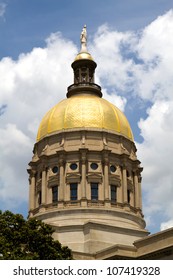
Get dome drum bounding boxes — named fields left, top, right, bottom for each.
left=29, top=128, right=143, bottom=220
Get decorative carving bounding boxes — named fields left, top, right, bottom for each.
left=66, top=173, right=81, bottom=183
left=87, top=173, right=102, bottom=183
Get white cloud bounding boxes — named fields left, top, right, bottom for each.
left=0, top=123, right=32, bottom=209
left=161, top=220, right=173, bottom=231
left=131, top=10, right=173, bottom=101
left=89, top=11, right=173, bottom=231
left=102, top=89, right=127, bottom=112
left=0, top=2, right=6, bottom=18
left=0, top=32, right=77, bottom=211
left=91, top=24, right=135, bottom=93
left=133, top=11, right=173, bottom=230
left=137, top=100, right=173, bottom=225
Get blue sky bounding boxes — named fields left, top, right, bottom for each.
left=1, top=0, right=172, bottom=58
left=0, top=0, right=173, bottom=234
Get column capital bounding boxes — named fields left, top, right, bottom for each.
left=28, top=169, right=37, bottom=177
left=58, top=158, right=64, bottom=167
left=102, top=149, right=111, bottom=164
left=57, top=151, right=66, bottom=166
left=42, top=165, right=47, bottom=171
left=121, top=163, right=127, bottom=169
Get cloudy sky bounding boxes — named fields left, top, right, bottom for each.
left=0, top=0, right=173, bottom=234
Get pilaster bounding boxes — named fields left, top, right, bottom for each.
left=58, top=152, right=65, bottom=207
left=80, top=148, right=88, bottom=207
left=102, top=150, right=110, bottom=203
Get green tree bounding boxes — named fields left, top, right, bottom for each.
left=0, top=210, right=72, bottom=260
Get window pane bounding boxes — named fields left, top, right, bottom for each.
left=91, top=183, right=98, bottom=200
left=111, top=185, right=117, bottom=202
left=70, top=163, right=78, bottom=170
left=52, top=186, right=58, bottom=203
left=52, top=166, right=59, bottom=174
left=90, top=163, right=98, bottom=170
left=70, top=183, right=78, bottom=200
left=127, top=189, right=130, bottom=204
left=110, top=165, right=116, bottom=173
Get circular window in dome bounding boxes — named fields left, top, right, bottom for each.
left=90, top=163, right=98, bottom=170
left=52, top=166, right=59, bottom=174
left=70, top=163, right=78, bottom=170
left=110, top=165, right=116, bottom=173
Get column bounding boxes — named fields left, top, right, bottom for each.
left=58, top=158, right=64, bottom=203
left=80, top=149, right=87, bottom=207
left=102, top=151, right=109, bottom=201
left=104, top=160, right=109, bottom=200
left=117, top=166, right=123, bottom=203
left=41, top=167, right=47, bottom=205
left=29, top=171, right=36, bottom=212
left=138, top=176, right=142, bottom=209
left=122, top=165, right=128, bottom=203
left=81, top=152, right=86, bottom=199
left=130, top=188, right=135, bottom=207
left=46, top=169, right=52, bottom=205
left=134, top=171, right=140, bottom=208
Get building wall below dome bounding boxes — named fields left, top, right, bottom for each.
left=28, top=129, right=148, bottom=256
left=33, top=208, right=148, bottom=255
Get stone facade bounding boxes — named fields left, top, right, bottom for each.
left=28, top=128, right=148, bottom=254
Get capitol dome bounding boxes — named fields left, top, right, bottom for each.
left=37, top=94, right=133, bottom=142
left=28, top=26, right=148, bottom=259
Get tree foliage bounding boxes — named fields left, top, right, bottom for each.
left=0, top=210, right=72, bottom=260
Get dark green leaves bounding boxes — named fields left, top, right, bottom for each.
left=0, top=210, right=72, bottom=260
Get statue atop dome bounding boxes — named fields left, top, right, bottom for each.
left=80, top=25, right=87, bottom=52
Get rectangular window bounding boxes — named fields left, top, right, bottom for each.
left=52, top=186, right=58, bottom=203
left=111, top=185, right=117, bottom=202
left=70, top=183, right=78, bottom=200
left=127, top=189, right=131, bottom=204
left=91, top=183, right=98, bottom=200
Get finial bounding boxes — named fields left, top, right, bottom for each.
left=80, top=25, right=87, bottom=52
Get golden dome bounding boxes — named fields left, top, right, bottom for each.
left=37, top=94, right=133, bottom=142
